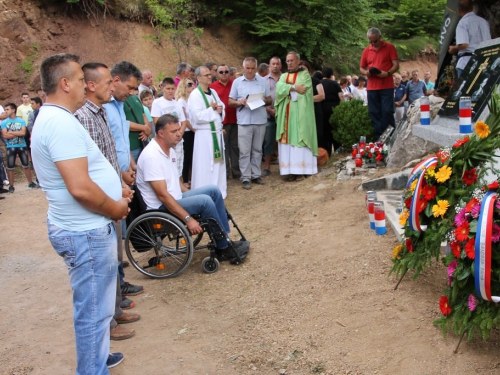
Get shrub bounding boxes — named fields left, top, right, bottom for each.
left=330, top=99, right=373, bottom=147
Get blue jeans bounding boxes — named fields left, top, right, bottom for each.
left=48, top=219, right=117, bottom=375
left=131, top=147, right=142, bottom=163
left=367, top=88, right=395, bottom=139
left=161, top=185, right=230, bottom=249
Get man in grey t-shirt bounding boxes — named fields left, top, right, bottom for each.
left=406, top=70, right=427, bottom=105
left=228, top=57, right=272, bottom=190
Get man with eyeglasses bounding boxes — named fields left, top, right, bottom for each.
left=189, top=66, right=227, bottom=198
left=360, top=27, right=399, bottom=140
left=229, top=57, right=272, bottom=190
left=210, top=64, right=240, bottom=180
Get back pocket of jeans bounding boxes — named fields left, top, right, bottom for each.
left=49, top=236, right=76, bottom=268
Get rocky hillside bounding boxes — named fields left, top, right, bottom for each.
left=0, top=0, right=247, bottom=101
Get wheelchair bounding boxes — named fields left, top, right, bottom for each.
left=124, top=186, right=248, bottom=279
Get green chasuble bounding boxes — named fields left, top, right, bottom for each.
left=275, top=69, right=318, bottom=156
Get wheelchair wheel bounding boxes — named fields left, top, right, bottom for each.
left=201, top=257, right=219, bottom=273
left=125, top=212, right=193, bottom=279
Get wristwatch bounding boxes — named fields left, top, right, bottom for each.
left=387, top=71, right=392, bottom=76
left=183, top=215, right=191, bottom=223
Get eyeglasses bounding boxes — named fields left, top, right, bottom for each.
left=187, top=83, right=194, bottom=87
left=218, top=70, right=229, bottom=74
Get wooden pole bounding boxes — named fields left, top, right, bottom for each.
left=453, top=331, right=466, bottom=354
left=394, top=269, right=408, bottom=290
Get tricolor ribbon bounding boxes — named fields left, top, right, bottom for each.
left=408, top=157, right=438, bottom=232
left=406, top=156, right=438, bottom=190
left=475, top=191, right=500, bottom=303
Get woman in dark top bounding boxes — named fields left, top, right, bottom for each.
left=300, top=61, right=325, bottom=147
left=320, top=67, right=342, bottom=155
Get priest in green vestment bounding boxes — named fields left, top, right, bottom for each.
left=275, top=51, right=318, bottom=178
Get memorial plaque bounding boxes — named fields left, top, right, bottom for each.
left=439, top=43, right=500, bottom=120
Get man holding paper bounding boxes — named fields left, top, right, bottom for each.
left=229, top=57, right=272, bottom=190
left=275, top=51, right=318, bottom=179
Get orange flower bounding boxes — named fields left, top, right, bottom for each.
left=475, top=121, right=491, bottom=138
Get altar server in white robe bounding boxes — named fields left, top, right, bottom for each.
left=188, top=65, right=227, bottom=198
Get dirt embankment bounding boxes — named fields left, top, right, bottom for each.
left=0, top=0, right=247, bottom=101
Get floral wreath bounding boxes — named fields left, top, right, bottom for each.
left=391, top=89, right=500, bottom=342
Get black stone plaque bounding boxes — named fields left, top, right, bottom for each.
left=439, top=43, right=500, bottom=120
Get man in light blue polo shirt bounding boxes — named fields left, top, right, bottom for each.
left=229, top=57, right=272, bottom=190
left=31, top=53, right=130, bottom=373
left=405, top=70, right=427, bottom=105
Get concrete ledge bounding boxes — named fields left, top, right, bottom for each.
left=412, top=123, right=467, bottom=147
left=361, top=169, right=412, bottom=191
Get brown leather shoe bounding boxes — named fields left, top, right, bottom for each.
left=116, top=312, right=141, bottom=324
left=110, top=324, right=135, bottom=341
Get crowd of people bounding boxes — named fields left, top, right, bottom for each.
left=0, top=0, right=491, bottom=368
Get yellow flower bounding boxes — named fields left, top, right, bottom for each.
left=435, top=166, right=452, bottom=183
left=475, top=121, right=491, bottom=139
left=425, top=166, right=436, bottom=179
left=410, top=179, right=418, bottom=193
left=432, top=200, right=450, bottom=218
left=392, top=244, right=403, bottom=259
left=399, top=209, right=409, bottom=226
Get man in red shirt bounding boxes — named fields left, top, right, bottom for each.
left=210, top=64, right=240, bottom=179
left=360, top=27, right=399, bottom=139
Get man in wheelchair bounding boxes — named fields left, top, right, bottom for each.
left=136, top=113, right=248, bottom=263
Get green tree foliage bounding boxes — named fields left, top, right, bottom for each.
left=228, top=0, right=378, bottom=67
left=383, top=0, right=446, bottom=39
left=145, top=0, right=203, bottom=63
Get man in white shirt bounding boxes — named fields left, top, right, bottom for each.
left=136, top=114, right=249, bottom=262
left=448, top=0, right=491, bottom=78
left=151, top=77, right=187, bottom=178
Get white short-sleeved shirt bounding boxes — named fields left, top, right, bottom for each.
left=31, top=104, right=122, bottom=231
left=151, top=97, right=186, bottom=122
left=136, top=138, right=182, bottom=210
left=456, top=12, right=491, bottom=70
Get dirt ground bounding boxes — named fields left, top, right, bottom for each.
left=2, top=161, right=500, bottom=375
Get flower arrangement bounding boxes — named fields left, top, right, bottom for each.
left=391, top=89, right=500, bottom=341
left=351, top=141, right=388, bottom=165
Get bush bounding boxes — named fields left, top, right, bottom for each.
left=330, top=99, right=373, bottom=147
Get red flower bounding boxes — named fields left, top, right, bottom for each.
left=453, top=136, right=470, bottom=148
left=465, top=198, right=479, bottom=213
left=417, top=199, right=428, bottom=213
left=421, top=185, right=437, bottom=200
left=440, top=296, right=452, bottom=316
left=375, top=154, right=383, bottom=162
left=450, top=241, right=462, bottom=258
left=405, top=197, right=412, bottom=209
left=455, top=222, right=470, bottom=242
left=368, top=152, right=373, bottom=158
left=405, top=238, right=414, bottom=253
left=360, top=150, right=365, bottom=156
left=465, top=238, right=475, bottom=259
left=488, top=181, right=499, bottom=190
left=462, top=168, right=478, bottom=185
left=436, top=150, right=449, bottom=163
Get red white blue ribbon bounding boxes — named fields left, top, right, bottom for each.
left=408, top=157, right=438, bottom=232
left=406, top=156, right=438, bottom=190
left=475, top=191, right=500, bottom=302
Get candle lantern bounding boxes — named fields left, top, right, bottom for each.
left=459, top=96, right=472, bottom=134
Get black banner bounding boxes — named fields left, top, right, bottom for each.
left=436, top=0, right=460, bottom=88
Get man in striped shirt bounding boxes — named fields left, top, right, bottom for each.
left=75, top=62, right=141, bottom=342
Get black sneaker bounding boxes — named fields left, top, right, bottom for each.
left=8, top=186, right=15, bottom=193
left=120, top=296, right=135, bottom=310
left=28, top=182, right=37, bottom=189
left=252, top=177, right=265, bottom=185
left=107, top=352, right=124, bottom=368
left=242, top=181, right=251, bottom=190
left=121, top=282, right=144, bottom=296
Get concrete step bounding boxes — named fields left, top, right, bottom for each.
left=368, top=190, right=404, bottom=241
